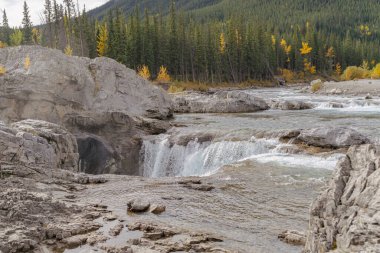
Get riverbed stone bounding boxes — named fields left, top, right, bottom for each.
left=298, top=127, right=369, bottom=148
left=128, top=199, right=151, bottom=212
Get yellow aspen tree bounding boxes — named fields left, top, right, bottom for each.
left=0, top=41, right=6, bottom=48
left=157, top=66, right=171, bottom=83
left=64, top=45, right=73, bottom=56
left=24, top=55, right=31, bottom=70
left=300, top=42, right=312, bottom=55
left=326, top=47, right=335, bottom=58
left=219, top=33, right=226, bottom=54
left=32, top=28, right=41, bottom=45
left=271, top=35, right=276, bottom=47
left=335, top=63, right=342, bottom=76
left=97, top=23, right=108, bottom=57
left=360, top=60, right=369, bottom=70
left=138, top=65, right=151, bottom=80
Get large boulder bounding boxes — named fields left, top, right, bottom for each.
left=305, top=145, right=380, bottom=252
left=0, top=120, right=79, bottom=178
left=0, top=46, right=173, bottom=175
left=172, top=90, right=269, bottom=113
left=297, top=127, right=369, bottom=148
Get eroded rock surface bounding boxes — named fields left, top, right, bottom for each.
left=297, top=127, right=369, bottom=149
left=0, top=119, right=79, bottom=178
left=269, top=100, right=314, bottom=110
left=305, top=145, right=380, bottom=252
left=0, top=46, right=173, bottom=175
left=172, top=90, right=269, bottom=113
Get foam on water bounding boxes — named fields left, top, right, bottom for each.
left=140, top=135, right=342, bottom=177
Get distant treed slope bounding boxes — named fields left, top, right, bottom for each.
left=90, top=0, right=380, bottom=40
left=89, top=0, right=222, bottom=18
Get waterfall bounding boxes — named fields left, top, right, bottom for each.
left=140, top=135, right=279, bottom=177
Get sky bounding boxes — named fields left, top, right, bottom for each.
left=0, top=0, right=109, bottom=27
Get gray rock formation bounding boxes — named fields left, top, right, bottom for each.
left=172, top=90, right=269, bottom=113
left=269, top=100, right=314, bottom=110
left=305, top=145, right=380, bottom=252
left=0, top=119, right=79, bottom=178
left=297, top=127, right=369, bottom=148
left=0, top=46, right=173, bottom=175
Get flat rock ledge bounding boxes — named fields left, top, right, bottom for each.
left=305, top=144, right=380, bottom=252
left=171, top=90, right=269, bottom=113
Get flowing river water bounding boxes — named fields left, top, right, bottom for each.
left=69, top=88, right=380, bottom=253
left=141, top=88, right=380, bottom=178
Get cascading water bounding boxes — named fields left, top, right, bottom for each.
left=140, top=136, right=279, bottom=177
left=140, top=88, right=380, bottom=178
left=139, top=134, right=343, bottom=178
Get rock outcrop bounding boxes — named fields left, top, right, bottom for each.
left=297, top=127, right=369, bottom=149
left=0, top=119, right=79, bottom=178
left=172, top=90, right=269, bottom=113
left=305, top=145, right=380, bottom=252
left=0, top=46, right=173, bottom=175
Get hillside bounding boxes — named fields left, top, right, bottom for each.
left=90, top=0, right=380, bottom=40
left=89, top=0, right=222, bottom=18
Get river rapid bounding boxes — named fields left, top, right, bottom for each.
left=71, top=88, right=380, bottom=253
left=136, top=88, right=380, bottom=252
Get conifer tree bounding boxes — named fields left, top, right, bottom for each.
left=22, top=1, right=33, bottom=45
left=1, top=9, right=11, bottom=45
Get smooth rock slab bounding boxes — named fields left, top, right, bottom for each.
left=172, top=90, right=269, bottom=113
left=297, top=127, right=369, bottom=148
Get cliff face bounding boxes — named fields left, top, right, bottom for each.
left=305, top=145, right=380, bottom=252
left=0, top=46, right=173, bottom=175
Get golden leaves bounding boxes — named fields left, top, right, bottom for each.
left=300, top=42, right=312, bottom=55
left=138, top=65, right=151, bottom=80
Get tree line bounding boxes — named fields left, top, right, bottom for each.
left=1, top=0, right=380, bottom=83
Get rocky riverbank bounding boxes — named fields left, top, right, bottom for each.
left=1, top=46, right=379, bottom=253
left=318, top=79, right=380, bottom=96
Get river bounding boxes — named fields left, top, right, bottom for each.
left=70, top=88, right=380, bottom=253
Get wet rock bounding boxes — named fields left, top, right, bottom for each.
left=298, top=127, right=369, bottom=148
left=104, top=213, right=118, bottom=221
left=270, top=100, right=313, bottom=110
left=0, top=46, right=173, bottom=175
left=150, top=204, right=166, bottom=215
left=62, top=234, right=88, bottom=248
left=128, top=199, right=151, bottom=212
left=109, top=223, right=124, bottom=236
left=278, top=230, right=306, bottom=246
left=172, top=90, right=269, bottom=113
left=305, top=145, right=380, bottom=252
left=87, top=234, right=109, bottom=245
left=184, top=184, right=215, bottom=192
left=365, top=93, right=373, bottom=99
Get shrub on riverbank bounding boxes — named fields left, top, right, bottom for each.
left=341, top=66, right=371, bottom=80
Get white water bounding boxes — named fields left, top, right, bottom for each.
left=140, top=135, right=342, bottom=178
left=140, top=88, right=380, bottom=178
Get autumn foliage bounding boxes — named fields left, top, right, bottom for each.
left=156, top=66, right=171, bottom=83
left=24, top=56, right=31, bottom=70
left=138, top=65, right=151, bottom=80
left=0, top=65, right=6, bottom=76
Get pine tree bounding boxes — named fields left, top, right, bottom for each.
left=1, top=9, right=11, bottom=45
left=22, top=1, right=33, bottom=45
left=44, top=0, right=53, bottom=47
